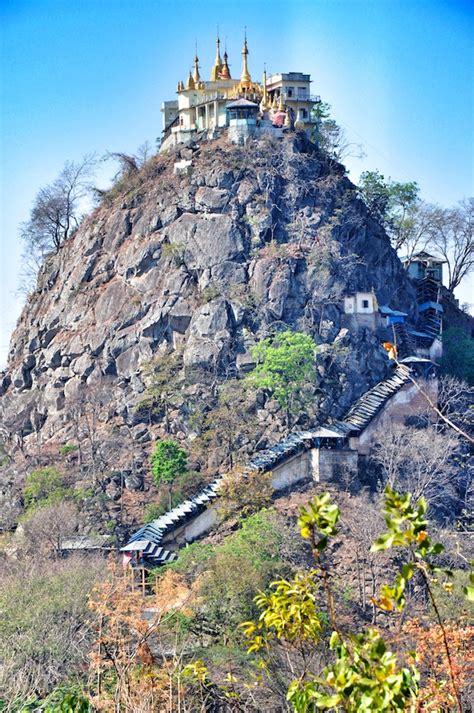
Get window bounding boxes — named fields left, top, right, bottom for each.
left=298, top=86, right=308, bottom=99
left=300, top=108, right=308, bottom=119
left=362, top=299, right=369, bottom=309
left=287, top=87, right=294, bottom=98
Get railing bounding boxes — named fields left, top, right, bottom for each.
left=280, top=92, right=321, bottom=104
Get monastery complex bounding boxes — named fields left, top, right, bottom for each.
left=160, top=34, right=320, bottom=150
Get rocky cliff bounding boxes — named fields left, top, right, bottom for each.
left=0, top=132, right=416, bottom=528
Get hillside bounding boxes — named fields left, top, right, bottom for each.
left=0, top=132, right=418, bottom=530
left=0, top=131, right=473, bottom=711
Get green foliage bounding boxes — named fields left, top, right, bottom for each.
left=248, top=331, right=317, bottom=425
left=200, top=283, right=222, bottom=304
left=23, top=467, right=70, bottom=511
left=463, top=564, right=474, bottom=602
left=299, top=492, right=340, bottom=550
left=59, top=443, right=78, bottom=456
left=440, top=327, right=474, bottom=385
left=166, top=540, right=215, bottom=577
left=358, top=170, right=419, bottom=228
left=235, top=489, right=453, bottom=712
left=288, top=629, right=419, bottom=712
left=218, top=467, right=273, bottom=519
left=242, top=570, right=322, bottom=654
left=358, top=170, right=420, bottom=250
left=198, top=510, right=286, bottom=636
left=161, top=240, right=186, bottom=266
left=42, top=684, right=92, bottom=712
left=370, top=486, right=448, bottom=612
left=150, top=439, right=187, bottom=488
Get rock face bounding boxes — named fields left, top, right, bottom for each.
left=0, top=132, right=416, bottom=527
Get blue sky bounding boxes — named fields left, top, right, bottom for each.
left=1, top=0, right=473, bottom=366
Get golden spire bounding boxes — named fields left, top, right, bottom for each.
left=220, top=50, right=231, bottom=80
left=260, top=66, right=270, bottom=111
left=278, top=93, right=285, bottom=111
left=193, top=48, right=201, bottom=83
left=240, top=32, right=251, bottom=85
left=210, top=34, right=223, bottom=81
left=186, top=70, right=196, bottom=91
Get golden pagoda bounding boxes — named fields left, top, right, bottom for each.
left=186, top=71, right=195, bottom=90
left=260, top=68, right=270, bottom=112
left=240, top=35, right=252, bottom=87
left=220, top=51, right=231, bottom=80
left=210, top=35, right=223, bottom=81
left=193, top=53, right=200, bottom=84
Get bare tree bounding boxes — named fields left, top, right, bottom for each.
left=370, top=423, right=459, bottom=510
left=318, top=118, right=364, bottom=162
left=18, top=154, right=96, bottom=295
left=105, top=141, right=153, bottom=182
left=342, top=492, right=386, bottom=623
left=21, top=501, right=79, bottom=558
left=21, top=154, right=96, bottom=255
left=430, top=198, right=474, bottom=293
left=395, top=200, right=442, bottom=260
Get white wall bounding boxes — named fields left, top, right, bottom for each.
left=271, top=451, right=310, bottom=490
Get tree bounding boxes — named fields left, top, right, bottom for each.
left=440, top=328, right=474, bottom=385
left=138, top=348, right=183, bottom=431
left=430, top=198, right=474, bottom=292
left=21, top=501, right=79, bottom=558
left=19, top=154, right=96, bottom=294
left=358, top=169, right=420, bottom=249
left=150, top=440, right=188, bottom=509
left=248, top=331, right=317, bottom=429
left=370, top=423, right=459, bottom=512
left=0, top=556, right=103, bottom=704
left=192, top=379, right=257, bottom=469
left=22, top=466, right=70, bottom=510
left=313, top=101, right=364, bottom=162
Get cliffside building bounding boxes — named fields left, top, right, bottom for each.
left=160, top=35, right=321, bottom=150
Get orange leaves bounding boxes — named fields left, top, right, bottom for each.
left=404, top=619, right=474, bottom=710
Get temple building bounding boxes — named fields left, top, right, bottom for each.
left=160, top=35, right=321, bottom=150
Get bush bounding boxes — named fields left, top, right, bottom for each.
left=197, top=510, right=287, bottom=638
left=0, top=556, right=103, bottom=702
left=59, top=443, right=78, bottom=456
left=145, top=470, right=207, bottom=522
left=23, top=467, right=70, bottom=510
left=218, top=466, right=273, bottom=518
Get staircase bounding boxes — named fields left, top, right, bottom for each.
left=392, top=322, right=416, bottom=358
left=415, top=277, right=443, bottom=341
left=416, top=277, right=440, bottom=304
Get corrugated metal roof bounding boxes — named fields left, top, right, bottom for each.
left=122, top=365, right=413, bottom=564
left=332, top=364, right=411, bottom=435
left=122, top=475, right=225, bottom=560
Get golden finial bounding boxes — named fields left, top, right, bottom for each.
left=260, top=65, right=270, bottom=111
left=220, top=49, right=231, bottom=80
left=186, top=70, right=196, bottom=90
left=210, top=31, right=223, bottom=81
left=278, top=93, right=285, bottom=111
left=240, top=30, right=251, bottom=85
left=193, top=49, right=201, bottom=84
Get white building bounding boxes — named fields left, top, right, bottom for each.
left=160, top=36, right=321, bottom=151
